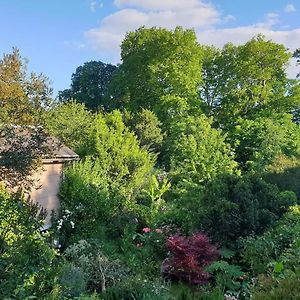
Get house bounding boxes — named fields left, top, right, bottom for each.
left=30, top=143, right=79, bottom=229
left=0, top=127, right=79, bottom=228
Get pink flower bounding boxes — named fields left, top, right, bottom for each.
left=142, top=227, right=151, bottom=233
left=155, top=228, right=162, bottom=234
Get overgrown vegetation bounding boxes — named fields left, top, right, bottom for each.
left=1, top=27, right=300, bottom=299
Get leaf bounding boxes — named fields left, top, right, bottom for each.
left=220, top=248, right=235, bottom=259
left=273, top=261, right=284, bottom=273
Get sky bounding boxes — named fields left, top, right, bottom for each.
left=0, top=0, right=299, bottom=96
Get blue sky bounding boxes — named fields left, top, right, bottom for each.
left=0, top=0, right=299, bottom=96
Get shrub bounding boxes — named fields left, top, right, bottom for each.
left=251, top=270, right=300, bottom=300
left=63, top=240, right=129, bottom=293
left=161, top=233, right=219, bottom=285
left=166, top=114, right=237, bottom=184
left=181, top=174, right=297, bottom=246
left=0, top=186, right=58, bottom=299
left=242, top=205, right=300, bottom=275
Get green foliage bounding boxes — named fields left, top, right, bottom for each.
left=59, top=262, right=87, bottom=298
left=101, top=277, right=170, bottom=300
left=242, top=205, right=300, bottom=275
left=5, top=33, right=300, bottom=299
left=57, top=158, right=119, bottom=244
left=201, top=36, right=299, bottom=125
left=45, top=101, right=93, bottom=154
left=109, top=26, right=203, bottom=113
left=229, top=114, right=300, bottom=172
left=0, top=186, right=58, bottom=299
left=176, top=175, right=296, bottom=245
left=263, top=155, right=300, bottom=199
left=62, top=240, right=129, bottom=294
left=59, top=60, right=117, bottom=110
left=85, top=110, right=155, bottom=197
left=167, top=114, right=237, bottom=184
left=251, top=270, right=300, bottom=300
left=57, top=111, right=155, bottom=244
left=0, top=48, right=53, bottom=125
left=124, top=109, right=165, bottom=153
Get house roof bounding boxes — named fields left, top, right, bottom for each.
left=43, top=141, right=80, bottom=163
left=0, top=126, right=79, bottom=163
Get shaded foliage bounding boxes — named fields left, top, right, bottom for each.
left=59, top=61, right=117, bottom=110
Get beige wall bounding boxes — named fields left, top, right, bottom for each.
left=30, top=163, right=63, bottom=227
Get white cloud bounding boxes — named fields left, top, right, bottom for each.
left=224, top=15, right=236, bottom=23
left=284, top=4, right=296, bottom=13
left=114, top=0, right=202, bottom=11
left=90, top=1, right=103, bottom=12
left=85, top=0, right=220, bottom=58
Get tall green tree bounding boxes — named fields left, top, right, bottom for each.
left=166, top=114, right=237, bottom=184
left=229, top=114, right=300, bottom=172
left=109, top=27, right=203, bottom=115
left=59, top=61, right=117, bottom=110
left=201, top=36, right=299, bottom=126
left=45, top=101, right=93, bottom=155
left=84, top=110, right=155, bottom=197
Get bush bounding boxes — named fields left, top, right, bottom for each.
left=252, top=270, right=300, bottom=300
left=161, top=233, right=219, bottom=285
left=62, top=240, right=129, bottom=294
left=180, top=174, right=297, bottom=246
left=101, top=276, right=169, bottom=300
left=0, top=186, right=58, bottom=299
left=242, top=205, right=300, bottom=275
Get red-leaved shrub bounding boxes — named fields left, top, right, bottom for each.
left=161, top=233, right=219, bottom=285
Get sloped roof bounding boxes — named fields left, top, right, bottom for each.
left=0, top=126, right=79, bottom=163
left=43, top=141, right=79, bottom=163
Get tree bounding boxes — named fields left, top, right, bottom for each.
left=162, top=233, right=219, bottom=285
left=166, top=114, right=237, bottom=184
left=59, top=61, right=117, bottom=110
left=58, top=110, right=155, bottom=245
left=0, top=48, right=53, bottom=125
left=45, top=101, right=93, bottom=155
left=84, top=110, right=155, bottom=196
left=200, top=36, right=299, bottom=126
left=109, top=27, right=203, bottom=114
left=229, top=114, right=300, bottom=172
left=124, top=109, right=165, bottom=153
left=177, top=174, right=297, bottom=245
left=294, top=48, right=300, bottom=78
left=0, top=48, right=55, bottom=190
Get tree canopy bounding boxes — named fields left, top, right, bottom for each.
left=201, top=36, right=299, bottom=127
left=59, top=61, right=117, bottom=110
left=109, top=26, right=203, bottom=115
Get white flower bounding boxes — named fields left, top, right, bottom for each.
left=70, top=221, right=75, bottom=229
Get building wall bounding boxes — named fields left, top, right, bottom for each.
left=30, top=163, right=63, bottom=227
